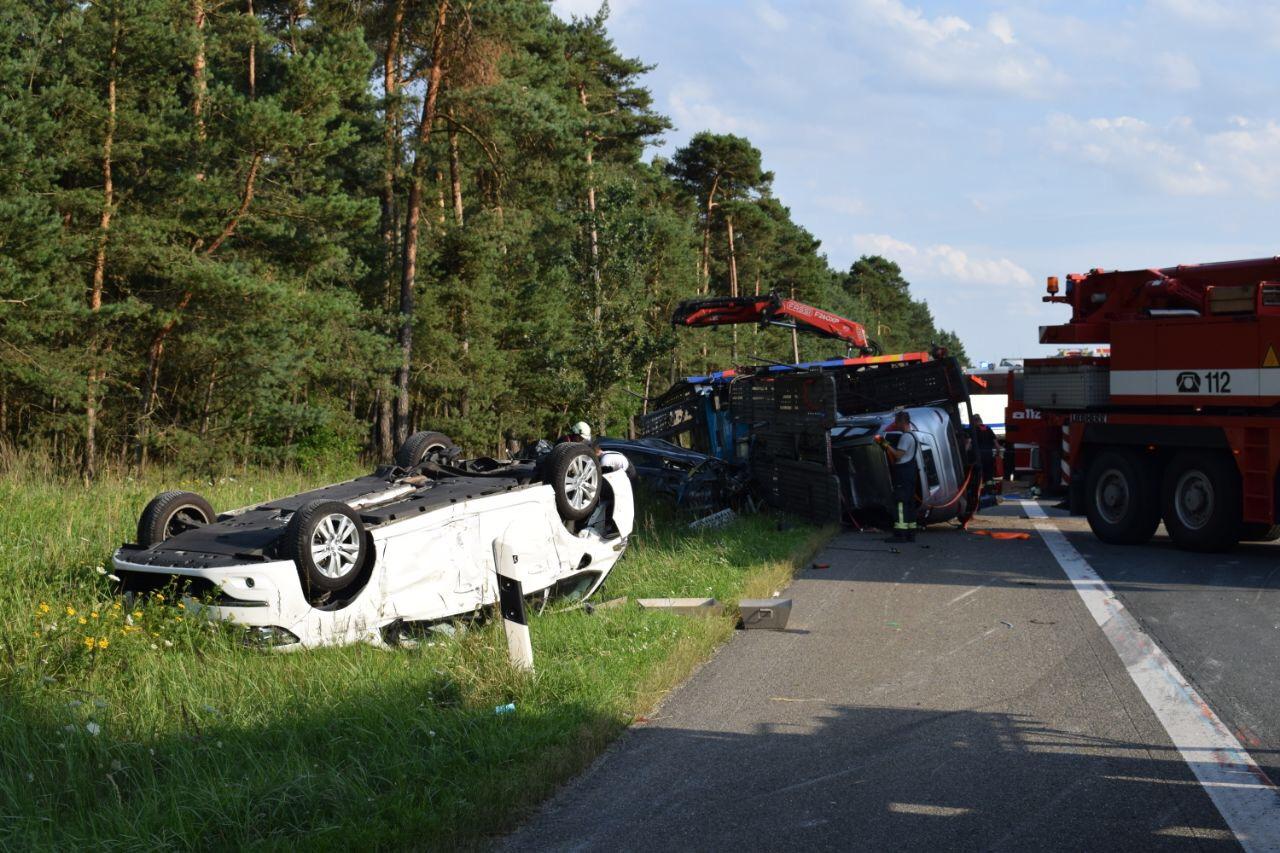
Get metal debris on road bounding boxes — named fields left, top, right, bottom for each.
left=689, top=508, right=736, bottom=530
left=637, top=597, right=723, bottom=617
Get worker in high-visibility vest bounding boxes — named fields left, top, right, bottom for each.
left=876, top=410, right=920, bottom=542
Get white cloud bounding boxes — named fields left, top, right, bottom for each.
left=754, top=1, right=788, bottom=32
left=1042, top=113, right=1280, bottom=196
left=852, top=234, right=1033, bottom=287
left=667, top=79, right=762, bottom=136
left=843, top=0, right=1062, bottom=98
left=987, top=14, right=1016, bottom=45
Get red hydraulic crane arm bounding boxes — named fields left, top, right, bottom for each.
left=1041, top=256, right=1280, bottom=345
left=671, top=293, right=874, bottom=352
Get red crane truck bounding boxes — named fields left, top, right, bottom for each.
left=1032, top=256, right=1280, bottom=551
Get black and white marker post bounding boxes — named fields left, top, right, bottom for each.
left=493, top=539, right=534, bottom=672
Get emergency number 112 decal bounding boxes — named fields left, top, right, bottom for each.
left=1176, top=370, right=1232, bottom=394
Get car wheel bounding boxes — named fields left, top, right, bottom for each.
left=545, top=443, right=602, bottom=522
left=1241, top=523, right=1280, bottom=542
left=395, top=430, right=456, bottom=468
left=286, top=500, right=368, bottom=594
left=1084, top=449, right=1160, bottom=545
left=137, top=490, right=215, bottom=547
left=1161, top=451, right=1241, bottom=552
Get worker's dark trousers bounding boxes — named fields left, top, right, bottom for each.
left=891, top=459, right=919, bottom=536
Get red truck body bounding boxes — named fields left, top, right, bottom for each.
left=1027, top=256, right=1280, bottom=550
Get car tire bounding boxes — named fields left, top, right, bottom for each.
left=1241, top=523, right=1280, bottom=542
left=137, top=490, right=215, bottom=547
left=545, top=443, right=602, bottom=522
left=395, top=430, right=456, bottom=468
left=1161, top=451, right=1242, bottom=552
left=1084, top=449, right=1160, bottom=545
left=285, top=500, right=368, bottom=594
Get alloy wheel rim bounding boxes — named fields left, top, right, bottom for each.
left=564, top=456, right=599, bottom=511
left=310, top=513, right=361, bottom=578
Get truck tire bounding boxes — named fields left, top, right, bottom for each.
left=137, top=490, right=215, bottom=547
left=285, top=500, right=368, bottom=594
left=395, top=430, right=456, bottom=468
left=544, top=443, right=601, bottom=522
left=1161, top=451, right=1242, bottom=552
left=1084, top=449, right=1160, bottom=545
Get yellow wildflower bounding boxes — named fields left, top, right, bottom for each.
left=112, top=602, right=121, bottom=610
left=77, top=617, right=87, bottom=625
left=66, top=606, right=76, bottom=617
left=153, top=593, right=164, bottom=602
left=83, top=636, right=94, bottom=649
left=177, top=603, right=185, bottom=610
left=132, top=611, right=142, bottom=619
left=38, top=602, right=50, bottom=614
left=174, top=616, right=183, bottom=623
left=96, top=638, right=109, bottom=649
left=32, top=631, right=38, bottom=638
left=90, top=612, right=99, bottom=620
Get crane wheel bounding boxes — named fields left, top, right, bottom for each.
left=1084, top=449, right=1160, bottom=545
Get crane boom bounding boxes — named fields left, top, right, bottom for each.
left=671, top=293, right=875, bottom=353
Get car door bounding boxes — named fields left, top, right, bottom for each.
left=379, top=514, right=482, bottom=621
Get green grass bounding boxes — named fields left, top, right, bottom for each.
left=0, top=458, right=828, bottom=850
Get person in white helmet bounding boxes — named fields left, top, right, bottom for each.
left=570, top=421, right=592, bottom=442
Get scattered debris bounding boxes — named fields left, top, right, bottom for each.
left=1029, top=619, right=1057, bottom=625
left=812, top=562, right=830, bottom=570
left=1000, top=620, right=1014, bottom=629
left=738, top=598, right=793, bottom=630
left=494, top=703, right=516, bottom=716
left=689, top=508, right=736, bottom=531
left=972, top=530, right=1032, bottom=541
left=637, top=597, right=723, bottom=617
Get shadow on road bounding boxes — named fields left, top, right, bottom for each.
left=508, top=702, right=1243, bottom=851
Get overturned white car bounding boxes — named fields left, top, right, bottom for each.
left=111, top=432, right=633, bottom=649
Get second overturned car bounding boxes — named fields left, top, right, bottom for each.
left=111, top=432, right=633, bottom=649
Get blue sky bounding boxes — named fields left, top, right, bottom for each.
left=552, top=0, right=1280, bottom=363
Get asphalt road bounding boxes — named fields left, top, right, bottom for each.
left=502, top=503, right=1280, bottom=851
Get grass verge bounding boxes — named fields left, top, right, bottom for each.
left=0, top=463, right=829, bottom=850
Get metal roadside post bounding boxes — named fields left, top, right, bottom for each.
left=493, top=536, right=534, bottom=672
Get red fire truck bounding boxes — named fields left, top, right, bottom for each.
left=1030, top=256, right=1280, bottom=551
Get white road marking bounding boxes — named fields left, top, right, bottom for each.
left=945, top=577, right=998, bottom=607
left=1022, top=500, right=1280, bottom=852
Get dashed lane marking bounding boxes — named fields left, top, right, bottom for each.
left=1023, top=500, right=1280, bottom=852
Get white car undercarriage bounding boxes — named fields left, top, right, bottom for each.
left=111, top=434, right=633, bottom=649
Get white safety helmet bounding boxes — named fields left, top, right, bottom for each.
left=571, top=421, right=592, bottom=441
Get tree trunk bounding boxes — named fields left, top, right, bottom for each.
left=246, top=0, right=256, bottom=98
left=199, top=367, right=217, bottom=436
left=192, top=0, right=207, bottom=139
left=434, top=167, right=447, bottom=224
left=395, top=0, right=449, bottom=445
left=578, top=83, right=602, bottom=325
left=726, top=214, right=739, bottom=362
left=85, top=11, right=121, bottom=483
left=377, top=0, right=405, bottom=461
left=699, top=174, right=720, bottom=294
left=790, top=286, right=801, bottom=364
left=447, top=110, right=463, bottom=226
